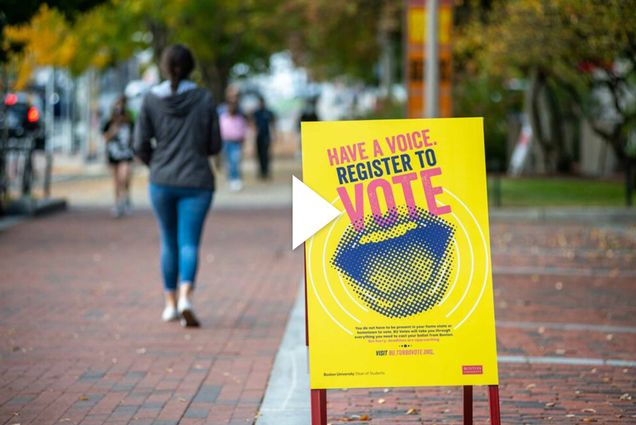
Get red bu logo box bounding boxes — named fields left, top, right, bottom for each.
left=462, top=365, right=483, bottom=375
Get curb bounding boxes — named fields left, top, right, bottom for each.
left=256, top=283, right=310, bottom=424
left=0, top=198, right=68, bottom=231
left=489, top=207, right=636, bottom=222
left=5, top=198, right=68, bottom=216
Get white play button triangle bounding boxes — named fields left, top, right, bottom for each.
left=292, top=176, right=342, bottom=250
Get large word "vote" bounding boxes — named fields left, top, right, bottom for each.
left=337, top=167, right=451, bottom=231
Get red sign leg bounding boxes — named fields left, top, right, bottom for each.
left=311, top=389, right=327, bottom=425
left=306, top=249, right=327, bottom=424
left=488, top=385, right=501, bottom=425
left=463, top=385, right=473, bottom=425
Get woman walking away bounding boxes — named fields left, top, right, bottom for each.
left=134, top=44, right=222, bottom=327
left=103, top=95, right=134, bottom=217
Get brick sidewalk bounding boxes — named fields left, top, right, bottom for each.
left=1, top=210, right=635, bottom=424
left=0, top=208, right=302, bottom=425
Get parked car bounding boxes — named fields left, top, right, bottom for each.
left=1, top=92, right=45, bottom=150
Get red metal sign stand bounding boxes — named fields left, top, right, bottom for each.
left=310, top=389, right=327, bottom=424
left=309, top=386, right=500, bottom=425
left=463, top=384, right=502, bottom=425
left=464, top=385, right=473, bottom=423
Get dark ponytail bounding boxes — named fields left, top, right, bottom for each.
left=160, top=44, right=196, bottom=93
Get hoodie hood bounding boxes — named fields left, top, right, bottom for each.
left=150, top=80, right=201, bottom=117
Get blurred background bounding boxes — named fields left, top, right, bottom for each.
left=1, top=3, right=635, bottom=424
left=0, top=0, right=635, bottom=211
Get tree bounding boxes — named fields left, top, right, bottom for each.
left=5, top=0, right=288, bottom=99
left=168, top=0, right=283, bottom=100
left=453, top=0, right=523, bottom=168
left=4, top=5, right=75, bottom=88
left=5, top=0, right=410, bottom=100
left=107, top=0, right=400, bottom=100
left=1, top=0, right=108, bottom=65
left=476, top=0, right=636, bottom=172
left=4, top=1, right=146, bottom=88
left=278, top=0, right=402, bottom=84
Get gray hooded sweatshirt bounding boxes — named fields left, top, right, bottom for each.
left=134, top=82, right=222, bottom=190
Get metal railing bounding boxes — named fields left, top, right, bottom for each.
left=0, top=136, right=53, bottom=214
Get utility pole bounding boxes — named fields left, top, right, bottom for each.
left=425, top=0, right=439, bottom=118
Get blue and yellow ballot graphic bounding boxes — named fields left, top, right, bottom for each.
left=302, top=118, right=498, bottom=389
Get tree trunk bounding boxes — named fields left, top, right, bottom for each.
left=608, top=129, right=627, bottom=165
left=200, top=62, right=229, bottom=104
left=528, top=68, right=573, bottom=173
left=528, top=68, right=553, bottom=172
left=587, top=121, right=627, bottom=164
left=544, top=79, right=570, bottom=172
left=147, top=19, right=170, bottom=69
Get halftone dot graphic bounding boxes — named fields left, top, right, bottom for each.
left=331, top=205, right=456, bottom=318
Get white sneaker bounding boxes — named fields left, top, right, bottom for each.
left=123, top=198, right=133, bottom=215
left=161, top=305, right=178, bottom=322
left=111, top=204, right=123, bottom=218
left=228, top=180, right=243, bottom=192
left=177, top=298, right=200, bottom=327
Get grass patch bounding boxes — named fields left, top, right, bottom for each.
left=487, top=177, right=626, bottom=207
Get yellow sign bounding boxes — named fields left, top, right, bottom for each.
left=302, top=118, right=498, bottom=389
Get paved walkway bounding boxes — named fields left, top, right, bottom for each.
left=0, top=208, right=302, bottom=425
left=47, top=156, right=300, bottom=211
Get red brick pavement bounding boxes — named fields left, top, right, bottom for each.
left=1, top=213, right=635, bottom=425
left=0, top=208, right=302, bottom=425
left=323, top=222, right=636, bottom=424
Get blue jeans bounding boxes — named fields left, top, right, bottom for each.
left=224, top=141, right=242, bottom=181
left=149, top=183, right=213, bottom=292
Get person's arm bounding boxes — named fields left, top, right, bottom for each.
left=133, top=95, right=154, bottom=165
left=102, top=120, right=118, bottom=142
left=208, top=95, right=222, bottom=156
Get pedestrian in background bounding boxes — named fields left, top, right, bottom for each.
left=103, top=95, right=135, bottom=217
left=134, top=44, right=222, bottom=327
left=297, top=96, right=320, bottom=157
left=252, top=96, right=276, bottom=180
left=219, top=96, right=248, bottom=191
left=299, top=96, right=319, bottom=125
left=218, top=84, right=241, bottom=116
